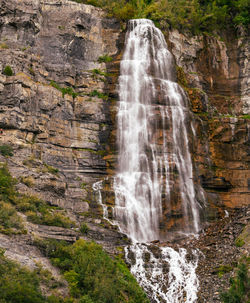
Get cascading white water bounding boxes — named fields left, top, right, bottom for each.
left=114, top=19, right=201, bottom=242
left=93, top=19, right=203, bottom=303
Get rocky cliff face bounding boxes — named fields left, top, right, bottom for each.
left=167, top=29, right=249, bottom=211
left=0, top=0, right=121, bottom=221
left=0, top=0, right=249, bottom=301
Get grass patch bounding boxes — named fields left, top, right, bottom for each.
left=80, top=223, right=89, bottom=234
left=0, top=202, right=25, bottom=235
left=50, top=81, right=78, bottom=99
left=0, top=165, right=74, bottom=229
left=0, top=42, right=9, bottom=49
left=0, top=144, right=14, bottom=157
left=42, top=164, right=59, bottom=175
left=19, top=176, right=35, bottom=187
left=98, top=54, right=113, bottom=63
left=88, top=90, right=109, bottom=101
left=215, top=265, right=233, bottom=278
left=240, top=114, right=250, bottom=120
left=235, top=238, right=245, bottom=248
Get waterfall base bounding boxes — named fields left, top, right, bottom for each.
left=126, top=243, right=199, bottom=303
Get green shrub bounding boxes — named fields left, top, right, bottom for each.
left=80, top=223, right=89, bottom=234
left=215, top=265, right=233, bottom=278
left=0, top=43, right=9, bottom=49
left=43, top=164, right=59, bottom=175
left=0, top=165, right=16, bottom=203
left=0, top=254, right=46, bottom=303
left=235, top=238, right=245, bottom=247
left=37, top=238, right=149, bottom=303
left=220, top=262, right=250, bottom=303
left=0, top=202, right=25, bottom=234
left=0, top=144, right=13, bottom=157
left=50, top=81, right=78, bottom=99
left=97, top=54, right=113, bottom=63
left=70, top=0, right=249, bottom=34
left=88, top=90, right=109, bottom=100
left=3, top=65, right=13, bottom=76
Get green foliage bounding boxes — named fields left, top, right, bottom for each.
left=43, top=164, right=59, bottom=175
left=0, top=202, right=25, bottom=234
left=240, top=114, right=250, bottom=120
left=0, top=165, right=17, bottom=203
left=220, top=262, right=250, bottom=303
left=50, top=81, right=78, bottom=99
left=0, top=42, right=9, bottom=49
left=0, top=253, right=70, bottom=303
left=0, top=144, right=13, bottom=157
left=80, top=223, right=89, bottom=234
left=235, top=238, right=245, bottom=247
left=37, top=239, right=149, bottom=303
left=3, top=65, right=13, bottom=76
left=13, top=194, right=75, bottom=228
left=0, top=254, right=46, bottom=303
left=0, top=165, right=74, bottom=229
left=215, top=265, right=233, bottom=278
left=70, top=0, right=249, bottom=33
left=97, top=54, right=113, bottom=63
left=88, top=90, right=109, bottom=100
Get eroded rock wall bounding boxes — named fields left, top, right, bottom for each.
left=0, top=0, right=121, bottom=213
left=167, top=29, right=250, bottom=211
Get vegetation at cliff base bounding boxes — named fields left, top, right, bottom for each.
left=220, top=261, right=250, bottom=303
left=0, top=249, right=47, bottom=303
left=35, top=238, right=150, bottom=303
left=71, top=0, right=249, bottom=34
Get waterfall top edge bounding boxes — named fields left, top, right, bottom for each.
left=128, top=18, right=155, bottom=26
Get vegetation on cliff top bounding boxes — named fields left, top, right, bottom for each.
left=72, top=0, right=249, bottom=34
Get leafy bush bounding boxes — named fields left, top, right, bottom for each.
left=50, top=81, right=78, bottom=99
left=3, top=65, right=13, bottom=76
left=220, top=262, right=250, bottom=303
left=80, top=223, right=89, bottom=234
left=0, top=165, right=17, bottom=203
left=43, top=164, right=59, bottom=175
left=0, top=144, right=13, bottom=157
left=0, top=202, right=25, bottom=234
left=235, top=238, right=245, bottom=247
left=88, top=90, right=109, bottom=100
left=0, top=252, right=70, bottom=303
left=0, top=252, right=46, bottom=303
left=98, top=54, right=113, bottom=63
left=14, top=194, right=75, bottom=228
left=36, top=239, right=149, bottom=303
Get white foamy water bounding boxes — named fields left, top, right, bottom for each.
left=126, top=244, right=199, bottom=303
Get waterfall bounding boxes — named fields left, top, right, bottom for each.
left=114, top=19, right=201, bottom=242
left=93, top=19, right=203, bottom=303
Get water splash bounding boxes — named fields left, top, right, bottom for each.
left=126, top=244, right=199, bottom=303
